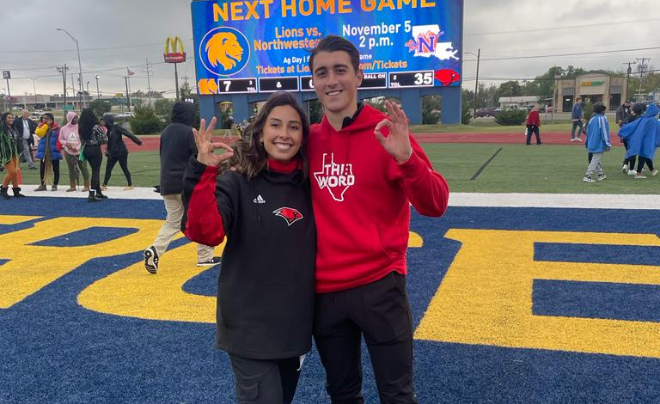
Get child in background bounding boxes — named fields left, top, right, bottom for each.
left=582, top=102, right=610, bottom=183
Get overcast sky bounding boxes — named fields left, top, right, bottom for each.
left=1, top=0, right=658, bottom=99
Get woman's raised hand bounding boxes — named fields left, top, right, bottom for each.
left=194, top=117, right=234, bottom=167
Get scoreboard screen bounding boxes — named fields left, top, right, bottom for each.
left=192, top=0, right=463, bottom=95
left=216, top=78, right=258, bottom=94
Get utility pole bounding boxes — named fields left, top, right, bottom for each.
left=473, top=48, right=480, bottom=120
left=95, top=75, right=100, bottom=100
left=57, top=64, right=68, bottom=110
left=71, top=73, right=77, bottom=108
left=635, top=58, right=649, bottom=102
left=31, top=78, right=37, bottom=107
left=125, top=76, right=131, bottom=112
left=622, top=61, right=636, bottom=102
left=145, top=58, right=153, bottom=105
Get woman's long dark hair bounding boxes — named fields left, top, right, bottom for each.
left=78, top=108, right=99, bottom=143
left=226, top=92, right=310, bottom=180
left=1, top=112, right=14, bottom=134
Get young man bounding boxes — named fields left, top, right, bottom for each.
left=615, top=100, right=632, bottom=127
left=13, top=109, right=36, bottom=169
left=570, top=97, right=584, bottom=141
left=308, top=35, right=450, bottom=404
left=143, top=101, right=220, bottom=274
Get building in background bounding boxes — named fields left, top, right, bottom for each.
left=555, top=73, right=628, bottom=112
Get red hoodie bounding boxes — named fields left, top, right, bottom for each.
left=526, top=110, right=541, bottom=126
left=308, top=104, right=450, bottom=293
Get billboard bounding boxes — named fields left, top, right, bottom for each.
left=192, top=0, right=463, bottom=95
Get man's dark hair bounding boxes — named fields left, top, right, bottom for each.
left=593, top=102, right=606, bottom=114
left=43, top=113, right=54, bottom=122
left=576, top=97, right=582, bottom=102
left=309, top=35, right=360, bottom=74
left=632, top=103, right=646, bottom=115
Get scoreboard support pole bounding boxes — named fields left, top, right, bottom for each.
left=231, top=94, right=250, bottom=124
left=436, top=86, right=461, bottom=125
left=401, top=90, right=422, bottom=126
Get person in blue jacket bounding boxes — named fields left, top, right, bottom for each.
left=619, top=103, right=660, bottom=179
left=570, top=97, right=584, bottom=142
left=34, top=113, right=63, bottom=191
left=582, top=102, right=611, bottom=183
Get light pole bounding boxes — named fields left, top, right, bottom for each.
left=553, top=75, right=561, bottom=120
left=465, top=49, right=481, bottom=120
left=57, top=28, right=85, bottom=108
left=95, top=75, right=100, bottom=99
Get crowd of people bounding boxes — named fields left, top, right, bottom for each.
left=580, top=100, right=659, bottom=182
left=521, top=97, right=659, bottom=182
left=0, top=108, right=142, bottom=200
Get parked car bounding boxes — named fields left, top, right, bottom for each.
left=475, top=107, right=500, bottom=118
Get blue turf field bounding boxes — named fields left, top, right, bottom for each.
left=1, top=197, right=659, bottom=403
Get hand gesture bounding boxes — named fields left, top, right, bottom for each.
left=374, top=100, right=413, bottom=164
left=194, top=117, right=234, bottom=167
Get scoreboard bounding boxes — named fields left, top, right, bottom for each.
left=192, top=0, right=463, bottom=95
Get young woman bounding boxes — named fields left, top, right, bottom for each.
left=619, top=102, right=660, bottom=179
left=0, top=112, right=26, bottom=199
left=59, top=111, right=90, bottom=192
left=78, top=108, right=108, bottom=201
left=34, top=113, right=63, bottom=191
left=101, top=114, right=142, bottom=190
left=182, top=92, right=315, bottom=404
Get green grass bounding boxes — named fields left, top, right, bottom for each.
left=20, top=150, right=162, bottom=190
left=19, top=144, right=659, bottom=194
left=410, top=122, right=574, bottom=133
left=425, top=143, right=659, bottom=194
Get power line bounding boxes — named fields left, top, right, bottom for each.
left=465, top=17, right=660, bottom=37
left=0, top=39, right=191, bottom=54
left=463, top=46, right=660, bottom=62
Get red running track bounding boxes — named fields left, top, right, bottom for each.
left=128, top=131, right=623, bottom=152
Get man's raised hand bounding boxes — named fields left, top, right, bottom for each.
left=374, top=100, right=413, bottom=164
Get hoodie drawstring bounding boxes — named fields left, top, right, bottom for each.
left=252, top=180, right=261, bottom=222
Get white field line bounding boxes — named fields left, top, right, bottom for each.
left=16, top=185, right=660, bottom=210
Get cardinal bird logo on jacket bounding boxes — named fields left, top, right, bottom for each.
left=273, top=207, right=303, bottom=226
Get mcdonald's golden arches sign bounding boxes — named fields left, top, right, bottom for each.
left=164, top=37, right=186, bottom=63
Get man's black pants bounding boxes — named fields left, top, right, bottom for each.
left=228, top=355, right=301, bottom=404
left=313, top=271, right=418, bottom=404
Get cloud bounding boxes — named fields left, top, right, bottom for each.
left=1, top=0, right=659, bottom=99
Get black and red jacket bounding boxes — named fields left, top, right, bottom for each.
left=182, top=157, right=316, bottom=360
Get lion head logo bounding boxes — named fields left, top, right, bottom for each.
left=198, top=78, right=218, bottom=95
left=206, top=32, right=243, bottom=70
left=199, top=27, right=250, bottom=77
